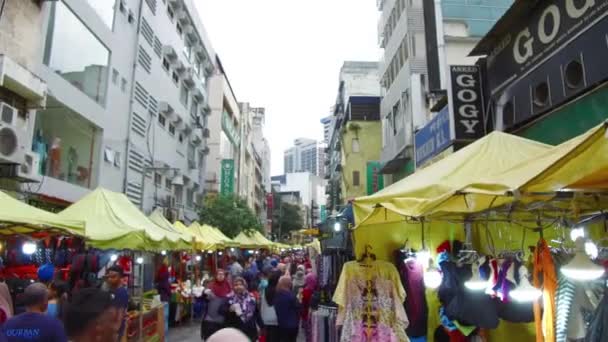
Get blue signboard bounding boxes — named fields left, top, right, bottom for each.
left=415, top=106, right=452, bottom=167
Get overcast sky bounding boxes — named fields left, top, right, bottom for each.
left=196, top=0, right=380, bottom=176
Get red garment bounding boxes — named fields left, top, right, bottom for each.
left=447, top=329, right=467, bottom=342
left=301, top=288, right=314, bottom=320
left=209, top=279, right=232, bottom=298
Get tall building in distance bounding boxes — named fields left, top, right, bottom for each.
left=320, top=115, right=333, bottom=145
left=283, top=138, right=325, bottom=178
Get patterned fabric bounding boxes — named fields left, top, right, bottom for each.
left=555, top=274, right=575, bottom=342
left=227, top=291, right=257, bottom=323
left=333, top=260, right=409, bottom=342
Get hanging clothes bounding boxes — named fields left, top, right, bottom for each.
left=333, top=260, right=410, bottom=342
left=395, top=251, right=428, bottom=338
left=533, top=239, right=557, bottom=342
left=586, top=289, right=608, bottom=342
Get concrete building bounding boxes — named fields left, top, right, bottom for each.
left=283, top=138, right=325, bottom=178
left=271, top=172, right=326, bottom=228
left=205, top=56, right=240, bottom=199
left=325, top=61, right=382, bottom=213
left=2, top=0, right=215, bottom=222
left=320, top=115, right=333, bottom=145
left=377, top=0, right=511, bottom=183
left=0, top=0, right=47, bottom=193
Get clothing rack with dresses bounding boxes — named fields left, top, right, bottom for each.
left=317, top=249, right=351, bottom=302
left=310, top=305, right=339, bottom=342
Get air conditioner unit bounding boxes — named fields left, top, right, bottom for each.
left=0, top=102, right=25, bottom=164
left=17, top=151, right=41, bottom=183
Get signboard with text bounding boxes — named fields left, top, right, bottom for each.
left=449, top=65, right=485, bottom=142
left=220, top=159, right=235, bottom=195
left=366, top=161, right=385, bottom=195
left=415, top=106, right=452, bottom=167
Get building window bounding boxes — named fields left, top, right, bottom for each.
left=172, top=71, right=179, bottom=84
left=180, top=83, right=189, bottom=107
left=187, top=188, right=194, bottom=208
left=194, top=57, right=202, bottom=77
left=114, top=151, right=121, bottom=168
left=165, top=178, right=172, bottom=190
left=176, top=22, right=183, bottom=35
left=112, top=69, right=119, bottom=85
left=190, top=99, right=198, bottom=119
left=392, top=101, right=400, bottom=136
left=162, top=57, right=170, bottom=71
left=167, top=5, right=174, bottom=20
left=121, top=78, right=127, bottom=92
left=353, top=171, right=360, bottom=186
left=178, top=133, right=184, bottom=143
left=154, top=172, right=162, bottom=186
left=169, top=123, right=176, bottom=135
left=174, top=185, right=183, bottom=204
left=158, top=114, right=166, bottom=127
left=183, top=42, right=192, bottom=62
left=352, top=138, right=360, bottom=153
left=44, top=1, right=110, bottom=106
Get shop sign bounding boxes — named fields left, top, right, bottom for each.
left=220, top=159, right=234, bottom=195
left=320, top=205, right=327, bottom=222
left=415, top=106, right=452, bottom=167
left=449, top=65, right=485, bottom=141
left=366, top=161, right=384, bottom=195
left=486, top=0, right=608, bottom=95
left=221, top=111, right=241, bottom=147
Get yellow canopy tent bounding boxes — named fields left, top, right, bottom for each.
left=58, top=188, right=177, bottom=251
left=188, top=222, right=227, bottom=251
left=207, top=226, right=240, bottom=247
left=174, top=221, right=208, bottom=250
left=149, top=209, right=193, bottom=250
left=0, top=190, right=85, bottom=236
left=353, top=131, right=551, bottom=227
left=462, top=121, right=608, bottom=206
left=234, top=230, right=274, bottom=249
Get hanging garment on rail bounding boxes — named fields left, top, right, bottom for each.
left=533, top=239, right=557, bottom=342
left=333, top=260, right=409, bottom=342
left=395, top=251, right=428, bottom=338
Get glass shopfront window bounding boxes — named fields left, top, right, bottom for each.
left=44, top=1, right=110, bottom=106
left=32, top=99, right=99, bottom=189
left=86, top=0, right=116, bottom=28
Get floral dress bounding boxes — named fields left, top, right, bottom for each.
left=333, top=260, right=410, bottom=342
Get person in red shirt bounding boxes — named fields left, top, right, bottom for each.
left=300, top=273, right=317, bottom=342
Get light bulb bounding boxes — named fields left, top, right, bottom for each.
left=570, top=227, right=585, bottom=241
left=562, top=238, right=605, bottom=281
left=195, top=255, right=202, bottom=261
left=136, top=257, right=144, bottom=264
left=416, top=250, right=431, bottom=265
left=334, top=222, right=341, bottom=232
left=207, top=250, right=213, bottom=254
left=161, top=250, right=167, bottom=256
left=510, top=266, right=542, bottom=302
left=281, top=248, right=285, bottom=252
left=230, top=248, right=235, bottom=252
left=110, top=254, right=118, bottom=262
left=585, top=241, right=599, bottom=259
left=424, top=268, right=442, bottom=289
left=249, top=250, right=254, bottom=254
left=465, top=262, right=489, bottom=291
left=218, top=251, right=223, bottom=256
left=22, top=242, right=37, bottom=255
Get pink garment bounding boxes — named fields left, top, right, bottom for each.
left=0, top=282, right=13, bottom=323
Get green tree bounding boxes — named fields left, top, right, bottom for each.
left=199, top=194, right=262, bottom=238
left=272, top=200, right=304, bottom=239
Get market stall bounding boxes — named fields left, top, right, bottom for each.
left=335, top=124, right=608, bottom=342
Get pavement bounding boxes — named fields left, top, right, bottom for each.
left=167, top=320, right=306, bottom=342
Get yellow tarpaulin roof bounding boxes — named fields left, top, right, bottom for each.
left=234, top=230, right=274, bottom=248
left=174, top=221, right=206, bottom=249
left=58, top=188, right=173, bottom=251
left=208, top=226, right=239, bottom=247
left=463, top=121, right=608, bottom=196
left=0, top=190, right=85, bottom=236
left=148, top=209, right=192, bottom=250
left=353, top=131, right=551, bottom=226
left=189, top=222, right=229, bottom=250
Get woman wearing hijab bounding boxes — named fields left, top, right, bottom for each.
left=201, top=269, right=232, bottom=340
left=291, top=265, right=306, bottom=294
left=0, top=281, right=13, bottom=324
left=301, top=273, right=317, bottom=342
left=261, top=270, right=282, bottom=342
left=223, top=277, right=259, bottom=341
left=274, top=276, right=301, bottom=342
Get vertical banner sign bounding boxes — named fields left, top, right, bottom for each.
left=366, top=161, right=385, bottom=195
left=220, top=159, right=234, bottom=195
left=320, top=205, right=327, bottom=223
left=449, top=65, right=485, bottom=141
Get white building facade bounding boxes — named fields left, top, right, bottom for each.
left=0, top=0, right=215, bottom=223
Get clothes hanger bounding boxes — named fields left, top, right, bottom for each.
left=357, top=244, right=376, bottom=266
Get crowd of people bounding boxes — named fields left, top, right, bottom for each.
left=0, top=265, right=130, bottom=342
left=201, top=252, right=317, bottom=342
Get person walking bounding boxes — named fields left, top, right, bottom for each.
left=64, top=288, right=121, bottom=342
left=105, top=265, right=128, bottom=341
left=301, top=273, right=317, bottom=342
left=260, top=270, right=282, bottom=342
left=46, top=281, right=69, bottom=320
left=274, top=276, right=300, bottom=342
left=1, top=283, right=67, bottom=342
left=201, top=269, right=232, bottom=340
left=0, top=281, right=13, bottom=325
left=291, top=265, right=306, bottom=295
left=229, top=257, right=244, bottom=279
left=223, top=277, right=259, bottom=341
